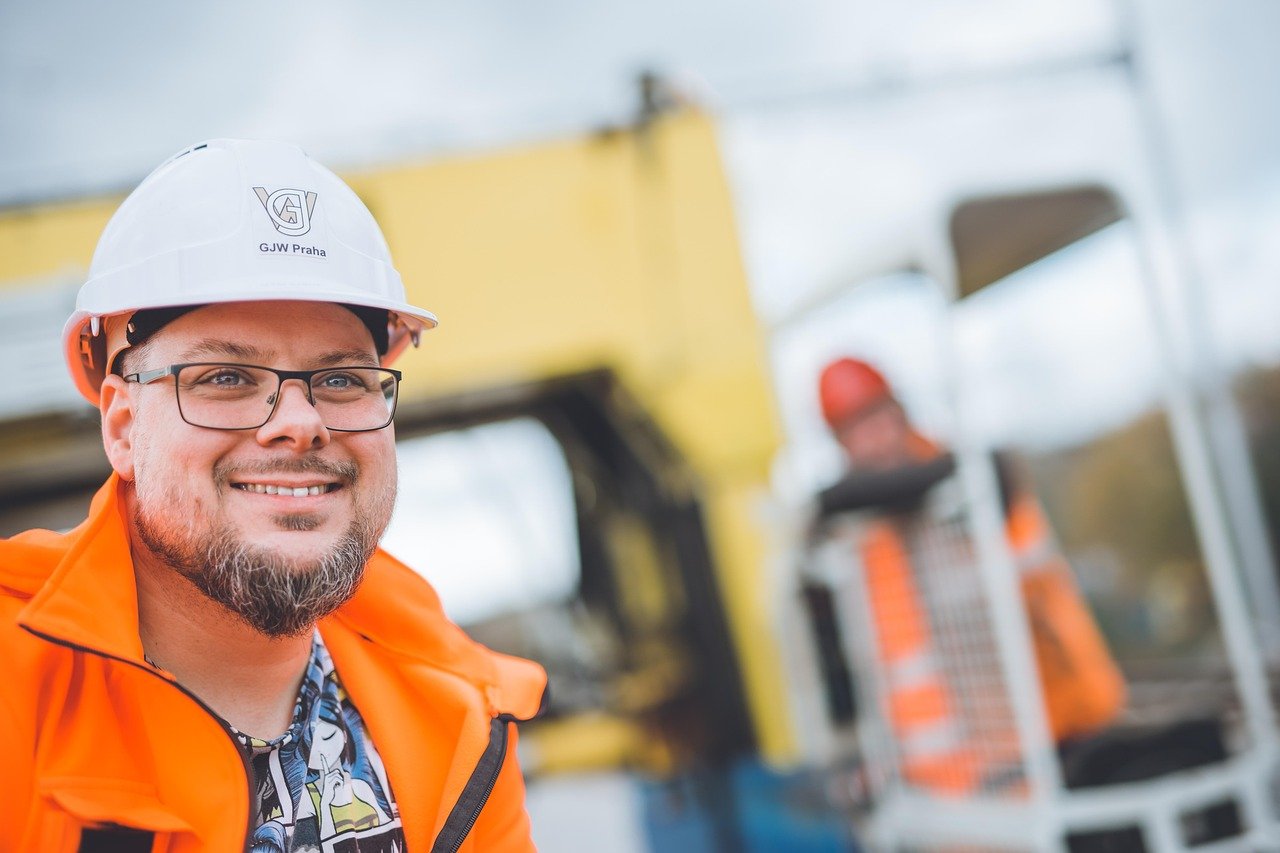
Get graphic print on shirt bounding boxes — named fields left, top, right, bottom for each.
left=244, top=635, right=404, bottom=853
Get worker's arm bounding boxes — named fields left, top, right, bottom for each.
left=814, top=449, right=1028, bottom=523
left=816, top=453, right=957, bottom=519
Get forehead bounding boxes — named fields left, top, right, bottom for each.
left=146, top=301, right=378, bottom=364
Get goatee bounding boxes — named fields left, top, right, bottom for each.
left=136, top=513, right=379, bottom=638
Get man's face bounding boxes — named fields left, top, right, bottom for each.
left=835, top=399, right=912, bottom=472
left=105, top=300, right=398, bottom=636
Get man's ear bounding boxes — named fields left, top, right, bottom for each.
left=100, top=375, right=136, bottom=481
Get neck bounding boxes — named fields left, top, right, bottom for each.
left=132, top=539, right=313, bottom=741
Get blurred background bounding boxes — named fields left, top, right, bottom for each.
left=3, top=1, right=1280, bottom=849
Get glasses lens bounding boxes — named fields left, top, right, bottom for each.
left=176, top=364, right=279, bottom=429
left=174, top=364, right=398, bottom=431
left=310, top=367, right=398, bottom=431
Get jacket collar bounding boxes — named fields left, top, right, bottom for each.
left=18, top=474, right=148, bottom=665
left=328, top=552, right=546, bottom=720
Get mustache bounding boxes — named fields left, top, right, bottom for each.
left=213, top=457, right=359, bottom=486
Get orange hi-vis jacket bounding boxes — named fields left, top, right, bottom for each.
left=0, top=475, right=548, bottom=852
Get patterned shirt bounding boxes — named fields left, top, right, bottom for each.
left=233, top=632, right=405, bottom=853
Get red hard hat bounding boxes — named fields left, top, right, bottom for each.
left=818, top=357, right=892, bottom=427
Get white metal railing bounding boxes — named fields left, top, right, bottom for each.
left=807, top=512, right=1280, bottom=852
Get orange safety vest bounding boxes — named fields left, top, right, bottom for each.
left=859, top=488, right=1125, bottom=796
left=0, top=475, right=547, bottom=852
left=1005, top=495, right=1126, bottom=741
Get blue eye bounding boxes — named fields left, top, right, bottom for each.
left=177, top=365, right=269, bottom=400
left=191, top=367, right=255, bottom=386
left=321, top=374, right=354, bottom=388
left=317, top=371, right=377, bottom=391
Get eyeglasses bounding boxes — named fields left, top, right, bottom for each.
left=124, top=362, right=401, bottom=432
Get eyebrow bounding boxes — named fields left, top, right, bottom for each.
left=178, top=339, right=270, bottom=362
left=314, top=349, right=380, bottom=368
left=175, top=340, right=378, bottom=368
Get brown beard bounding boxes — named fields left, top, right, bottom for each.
left=133, top=457, right=390, bottom=638
left=136, top=510, right=379, bottom=638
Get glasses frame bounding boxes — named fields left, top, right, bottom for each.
left=124, top=362, right=402, bottom=433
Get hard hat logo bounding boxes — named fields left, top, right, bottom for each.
left=253, top=186, right=318, bottom=237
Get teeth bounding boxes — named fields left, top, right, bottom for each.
left=234, top=483, right=332, bottom=495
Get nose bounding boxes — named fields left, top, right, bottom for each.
left=256, top=378, right=330, bottom=451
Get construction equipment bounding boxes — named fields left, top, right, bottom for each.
left=782, top=184, right=1280, bottom=850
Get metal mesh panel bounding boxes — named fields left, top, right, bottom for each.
left=904, top=514, right=1027, bottom=796
left=833, top=508, right=1029, bottom=802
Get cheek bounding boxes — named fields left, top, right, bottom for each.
left=353, top=435, right=398, bottom=483
left=383, top=446, right=399, bottom=489
left=128, top=413, right=168, bottom=489
left=352, top=437, right=398, bottom=522
left=131, top=412, right=228, bottom=492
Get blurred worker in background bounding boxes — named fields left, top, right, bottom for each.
left=810, top=356, right=1126, bottom=794
left=0, top=139, right=545, bottom=851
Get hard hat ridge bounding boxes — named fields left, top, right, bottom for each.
left=63, top=138, right=438, bottom=406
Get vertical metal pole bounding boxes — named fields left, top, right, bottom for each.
left=1127, top=201, right=1280, bottom=760
left=1233, top=759, right=1272, bottom=849
left=1143, top=805, right=1182, bottom=853
left=1201, top=403, right=1280, bottom=656
left=1113, top=0, right=1280, bottom=654
left=1113, top=0, right=1280, bottom=760
left=926, top=232, right=1064, bottom=853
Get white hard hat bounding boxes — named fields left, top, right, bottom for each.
left=63, top=138, right=437, bottom=406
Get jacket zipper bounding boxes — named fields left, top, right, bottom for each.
left=21, top=626, right=257, bottom=852
left=432, top=715, right=514, bottom=853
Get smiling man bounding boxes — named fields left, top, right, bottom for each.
left=1, top=140, right=546, bottom=852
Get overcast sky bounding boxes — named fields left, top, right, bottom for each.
left=4, top=1, right=1275, bottom=201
